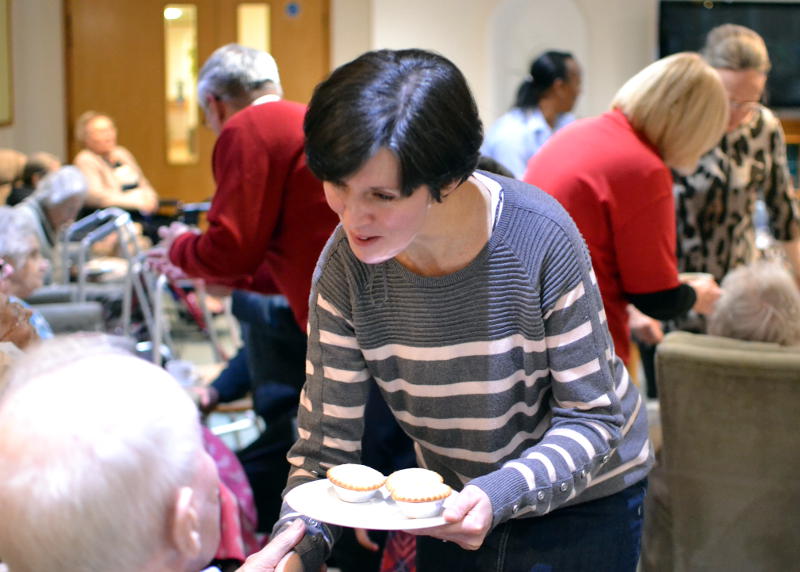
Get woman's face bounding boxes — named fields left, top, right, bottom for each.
left=84, top=116, right=118, bottom=156
left=559, top=58, right=582, bottom=113
left=716, top=68, right=766, bottom=132
left=323, top=148, right=433, bottom=265
left=8, top=240, right=49, bottom=298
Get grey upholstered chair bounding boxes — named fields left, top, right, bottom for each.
left=642, top=331, right=800, bottom=572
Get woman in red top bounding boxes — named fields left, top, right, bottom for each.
left=524, top=53, right=727, bottom=364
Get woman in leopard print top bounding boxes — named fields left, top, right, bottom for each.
left=674, top=24, right=800, bottom=283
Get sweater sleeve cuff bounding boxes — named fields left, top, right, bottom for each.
left=167, top=232, right=193, bottom=266
left=468, top=467, right=538, bottom=529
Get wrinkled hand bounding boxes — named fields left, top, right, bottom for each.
left=689, top=277, right=722, bottom=316
left=627, top=305, right=664, bottom=346
left=145, top=247, right=189, bottom=280
left=0, top=294, right=38, bottom=349
left=158, top=221, right=196, bottom=249
left=409, top=485, right=492, bottom=550
left=237, top=519, right=306, bottom=571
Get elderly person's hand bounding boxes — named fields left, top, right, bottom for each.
left=158, top=221, right=198, bottom=249
left=0, top=294, right=38, bottom=349
left=145, top=247, right=189, bottom=281
left=191, top=384, right=220, bottom=416
left=410, top=485, right=493, bottom=550
left=689, top=276, right=722, bottom=315
left=135, top=188, right=160, bottom=215
left=627, top=305, right=664, bottom=345
left=236, top=519, right=308, bottom=571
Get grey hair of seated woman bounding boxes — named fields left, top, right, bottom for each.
left=33, top=166, right=88, bottom=209
left=708, top=261, right=800, bottom=345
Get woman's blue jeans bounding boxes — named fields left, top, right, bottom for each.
left=416, top=479, right=647, bottom=572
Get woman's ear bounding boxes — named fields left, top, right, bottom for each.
left=171, top=486, right=202, bottom=559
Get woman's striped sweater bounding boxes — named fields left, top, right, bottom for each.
left=276, top=173, right=653, bottom=564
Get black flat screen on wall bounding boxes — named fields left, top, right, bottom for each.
left=659, top=1, right=800, bottom=109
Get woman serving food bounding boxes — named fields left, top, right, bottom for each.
left=266, top=49, right=652, bottom=571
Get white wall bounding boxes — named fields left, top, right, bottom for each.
left=330, top=0, right=372, bottom=68
left=366, top=0, right=658, bottom=126
left=0, top=0, right=66, bottom=159
left=331, top=0, right=658, bottom=126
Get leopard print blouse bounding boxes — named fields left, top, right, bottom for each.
left=674, top=105, right=800, bottom=282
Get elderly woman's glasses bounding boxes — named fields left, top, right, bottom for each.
left=729, top=98, right=760, bottom=113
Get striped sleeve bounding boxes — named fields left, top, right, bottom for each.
left=469, top=221, right=629, bottom=526
left=273, top=238, right=370, bottom=567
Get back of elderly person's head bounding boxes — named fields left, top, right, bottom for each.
left=612, top=52, right=728, bottom=172
left=32, top=165, right=88, bottom=210
left=0, top=334, right=219, bottom=572
left=197, top=43, right=282, bottom=110
left=708, top=261, right=800, bottom=346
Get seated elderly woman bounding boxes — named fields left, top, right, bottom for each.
left=0, top=207, right=52, bottom=338
left=708, top=260, right=800, bottom=346
left=14, top=166, right=88, bottom=265
left=73, top=111, right=159, bottom=217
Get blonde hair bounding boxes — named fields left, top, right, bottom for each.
left=708, top=262, right=800, bottom=346
left=612, top=52, right=728, bottom=171
left=74, top=111, right=114, bottom=145
left=702, top=24, right=771, bottom=73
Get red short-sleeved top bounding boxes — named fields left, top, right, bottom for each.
left=524, top=109, right=679, bottom=362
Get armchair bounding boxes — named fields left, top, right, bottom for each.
left=643, top=331, right=800, bottom=571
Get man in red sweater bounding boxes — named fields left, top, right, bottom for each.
left=148, top=44, right=338, bottom=532
left=153, top=45, right=337, bottom=329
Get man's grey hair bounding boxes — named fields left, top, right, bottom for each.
left=708, top=261, right=800, bottom=346
left=32, top=165, right=88, bottom=208
left=198, top=43, right=282, bottom=109
left=0, top=206, right=37, bottom=267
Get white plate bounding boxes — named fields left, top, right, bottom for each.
left=284, top=479, right=448, bottom=530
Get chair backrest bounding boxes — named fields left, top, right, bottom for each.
left=655, top=331, right=800, bottom=571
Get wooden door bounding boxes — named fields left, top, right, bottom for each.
left=216, top=0, right=330, bottom=104
left=64, top=0, right=330, bottom=204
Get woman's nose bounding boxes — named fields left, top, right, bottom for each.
left=342, top=197, right=372, bottom=227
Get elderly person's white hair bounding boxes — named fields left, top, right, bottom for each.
left=0, top=334, right=212, bottom=572
left=708, top=261, right=800, bottom=345
left=198, top=43, right=282, bottom=109
left=0, top=206, right=37, bottom=268
left=32, top=165, right=88, bottom=208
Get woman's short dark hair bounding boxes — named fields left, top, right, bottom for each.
left=304, top=49, right=483, bottom=201
left=515, top=51, right=574, bottom=110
